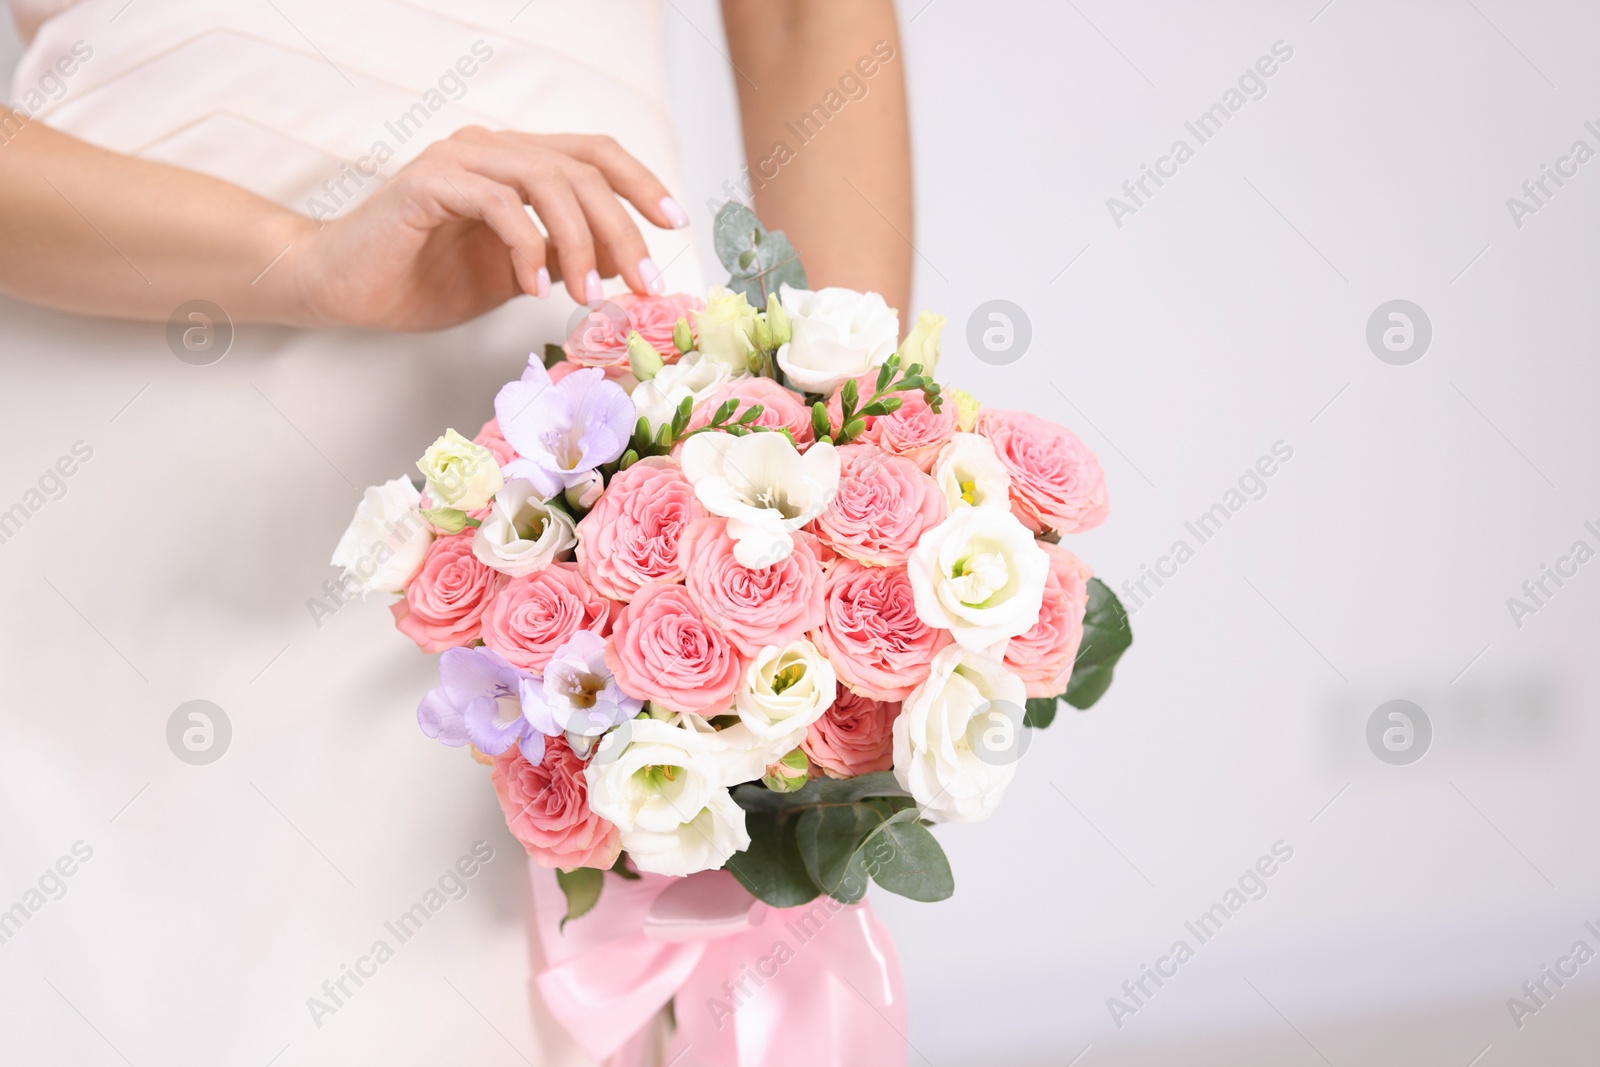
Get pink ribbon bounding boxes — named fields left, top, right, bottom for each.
left=528, top=860, right=908, bottom=1067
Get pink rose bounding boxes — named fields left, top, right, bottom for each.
left=803, top=690, right=900, bottom=778
left=577, top=457, right=706, bottom=600
left=472, top=417, right=517, bottom=468
left=390, top=532, right=506, bottom=652
left=975, top=409, right=1109, bottom=534
left=481, top=563, right=616, bottom=673
left=813, top=444, right=947, bottom=566
left=1006, top=543, right=1093, bottom=698
left=825, top=371, right=956, bottom=471
left=812, top=560, right=951, bottom=702
left=565, top=293, right=704, bottom=370
left=687, top=377, right=815, bottom=446
left=605, top=583, right=747, bottom=716
left=493, top=738, right=621, bottom=870
left=679, top=518, right=826, bottom=656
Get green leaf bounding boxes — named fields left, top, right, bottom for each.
left=864, top=819, right=955, bottom=902
left=609, top=854, right=640, bottom=880
left=712, top=202, right=808, bottom=310
left=553, top=867, right=603, bottom=930
left=542, top=343, right=567, bottom=369
left=796, top=805, right=879, bottom=904
left=732, top=770, right=910, bottom=814
left=1024, top=697, right=1059, bottom=729
left=726, top=811, right=820, bottom=907
left=1064, top=578, right=1133, bottom=710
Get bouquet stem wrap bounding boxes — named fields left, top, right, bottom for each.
left=528, top=860, right=908, bottom=1067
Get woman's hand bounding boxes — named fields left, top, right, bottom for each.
left=0, top=114, right=688, bottom=329
left=291, top=127, right=690, bottom=331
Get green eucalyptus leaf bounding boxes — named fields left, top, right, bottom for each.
left=543, top=343, right=567, bottom=369
left=863, top=819, right=955, bottom=902
left=726, top=811, right=821, bottom=907
left=796, top=805, right=876, bottom=904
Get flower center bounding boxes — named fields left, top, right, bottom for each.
left=949, top=551, right=1009, bottom=607
left=770, top=662, right=807, bottom=694
left=959, top=478, right=978, bottom=506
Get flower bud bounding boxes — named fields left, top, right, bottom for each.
left=897, top=310, right=947, bottom=377
left=564, top=469, right=604, bottom=511
left=673, top=317, right=694, bottom=355
left=420, top=506, right=471, bottom=534
left=947, top=386, right=982, bottom=432
left=761, top=748, right=810, bottom=792
left=764, top=298, right=792, bottom=347
left=752, top=314, right=774, bottom=353
left=626, top=330, right=665, bottom=381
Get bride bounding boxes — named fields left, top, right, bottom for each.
left=0, top=1, right=908, bottom=1063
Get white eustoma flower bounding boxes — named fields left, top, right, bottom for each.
left=330, top=476, right=434, bottom=594
left=892, top=644, right=1025, bottom=823
left=775, top=285, right=899, bottom=395
left=629, top=350, right=737, bottom=433
left=908, top=506, right=1049, bottom=651
left=585, top=718, right=750, bottom=876
left=680, top=432, right=839, bottom=568
left=417, top=428, right=503, bottom=511
left=693, top=286, right=762, bottom=374
left=620, top=787, right=750, bottom=877
left=932, top=433, right=1013, bottom=513
left=471, top=479, right=577, bottom=577
left=736, top=640, right=836, bottom=744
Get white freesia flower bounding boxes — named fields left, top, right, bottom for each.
left=585, top=718, right=750, bottom=876
left=680, top=432, right=839, bottom=568
left=775, top=285, right=899, bottom=394
left=892, top=644, right=1025, bottom=823
left=628, top=350, right=737, bottom=433
left=417, top=428, right=503, bottom=511
left=908, top=506, right=1049, bottom=650
left=330, top=476, right=434, bottom=594
left=470, top=479, right=577, bottom=577
left=736, top=640, right=837, bottom=743
left=932, top=433, right=1013, bottom=512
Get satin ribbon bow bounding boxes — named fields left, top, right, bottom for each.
left=529, top=860, right=908, bottom=1067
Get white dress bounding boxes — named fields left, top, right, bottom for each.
left=0, top=3, right=701, bottom=1064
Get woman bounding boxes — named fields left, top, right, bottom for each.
left=0, top=1, right=908, bottom=1063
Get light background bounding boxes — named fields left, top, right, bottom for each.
left=3, top=1, right=1598, bottom=1065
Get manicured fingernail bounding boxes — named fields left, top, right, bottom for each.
left=639, top=257, right=664, bottom=294
left=584, top=269, right=603, bottom=305
left=659, top=196, right=690, bottom=229
left=535, top=266, right=551, bottom=299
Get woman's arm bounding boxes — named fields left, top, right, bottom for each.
left=0, top=113, right=686, bottom=329
left=721, top=0, right=913, bottom=318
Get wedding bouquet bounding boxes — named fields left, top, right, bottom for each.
left=333, top=205, right=1131, bottom=1064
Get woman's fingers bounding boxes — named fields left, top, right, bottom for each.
left=563, top=159, right=662, bottom=294
left=539, top=133, right=689, bottom=232
left=436, top=127, right=688, bottom=303
left=415, top=164, right=549, bottom=298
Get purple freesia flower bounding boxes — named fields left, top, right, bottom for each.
left=417, top=646, right=547, bottom=763
left=520, top=631, right=641, bottom=744
left=494, top=357, right=634, bottom=501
